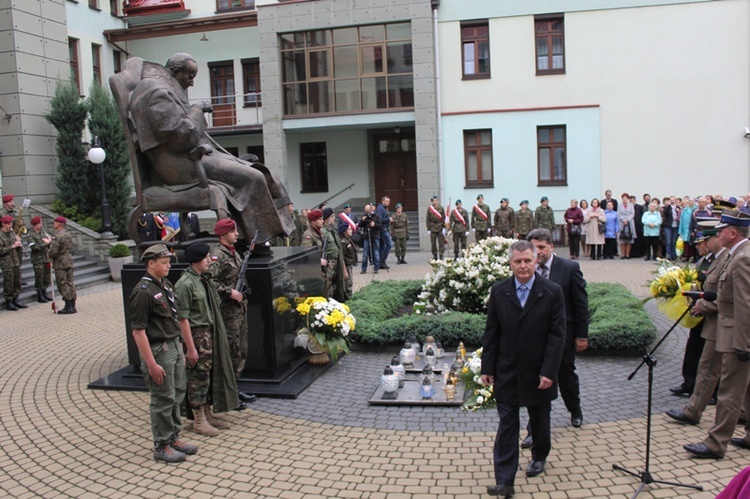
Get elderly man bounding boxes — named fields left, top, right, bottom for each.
left=481, top=240, right=565, bottom=496
left=127, top=52, right=294, bottom=243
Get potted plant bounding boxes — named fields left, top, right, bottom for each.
left=108, top=243, right=133, bottom=282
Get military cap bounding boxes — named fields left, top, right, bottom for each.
left=716, top=209, right=750, bottom=229
left=338, top=222, right=349, bottom=235
left=431, top=195, right=438, bottom=200
left=501, top=198, right=509, bottom=203
left=0, top=215, right=12, bottom=224
left=343, top=204, right=351, bottom=209
left=712, top=199, right=736, bottom=215
left=455, top=199, right=462, bottom=205
left=31, top=216, right=42, bottom=225
left=519, top=200, right=529, bottom=206
left=184, top=242, right=211, bottom=263
left=140, top=244, right=172, bottom=262
left=307, top=209, right=323, bottom=221
left=54, top=216, right=67, bottom=224
left=2, top=194, right=13, bottom=203
left=322, top=207, right=334, bottom=220
left=214, top=218, right=236, bottom=235
left=477, top=194, right=484, bottom=200
left=540, top=196, right=549, bottom=202
left=395, top=202, right=402, bottom=209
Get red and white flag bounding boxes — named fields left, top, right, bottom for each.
left=339, top=212, right=357, bottom=231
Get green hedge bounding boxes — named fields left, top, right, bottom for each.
left=348, top=280, right=657, bottom=353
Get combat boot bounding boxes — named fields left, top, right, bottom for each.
left=70, top=299, right=77, bottom=313
left=169, top=434, right=198, bottom=455
left=192, top=406, right=219, bottom=436
left=58, top=300, right=73, bottom=314
left=204, top=406, right=231, bottom=430
left=13, top=297, right=27, bottom=309
left=153, top=443, right=186, bottom=463
left=41, top=290, right=52, bottom=302
left=5, top=300, right=18, bottom=311
left=37, top=291, right=46, bottom=303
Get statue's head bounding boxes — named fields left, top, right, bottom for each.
left=166, top=53, right=198, bottom=90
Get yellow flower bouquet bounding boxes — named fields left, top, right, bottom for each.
left=293, top=297, right=355, bottom=363
left=647, top=260, right=702, bottom=328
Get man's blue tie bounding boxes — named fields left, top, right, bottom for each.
left=517, top=285, right=529, bottom=307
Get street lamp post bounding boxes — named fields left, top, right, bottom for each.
left=88, top=136, right=113, bottom=237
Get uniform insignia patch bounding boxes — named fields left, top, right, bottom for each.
left=153, top=292, right=163, bottom=300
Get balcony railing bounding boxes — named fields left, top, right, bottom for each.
left=188, top=92, right=262, bottom=128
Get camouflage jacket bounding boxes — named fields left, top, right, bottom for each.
left=341, top=235, right=357, bottom=266
left=391, top=213, right=409, bottom=238
left=301, top=227, right=323, bottom=249
left=515, top=209, right=534, bottom=235
left=425, top=205, right=445, bottom=232
left=209, top=243, right=246, bottom=305
left=0, top=229, right=21, bottom=268
left=471, top=204, right=491, bottom=230
left=534, top=205, right=556, bottom=231
left=27, top=228, right=51, bottom=265
left=450, top=208, right=469, bottom=233
left=493, top=207, right=515, bottom=234
left=49, top=228, right=74, bottom=269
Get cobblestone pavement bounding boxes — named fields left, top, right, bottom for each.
left=0, top=249, right=746, bottom=498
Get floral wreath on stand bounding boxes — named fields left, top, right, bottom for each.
left=293, top=297, right=355, bottom=363
left=645, top=259, right=702, bottom=329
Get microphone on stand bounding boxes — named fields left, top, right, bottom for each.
left=681, top=290, right=717, bottom=302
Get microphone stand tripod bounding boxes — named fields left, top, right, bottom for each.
left=612, top=302, right=703, bottom=498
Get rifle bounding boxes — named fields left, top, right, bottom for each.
left=234, top=230, right=257, bottom=300
left=321, top=228, right=329, bottom=268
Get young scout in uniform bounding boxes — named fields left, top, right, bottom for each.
left=209, top=218, right=256, bottom=409
left=426, top=195, right=446, bottom=260
left=451, top=200, right=470, bottom=258
left=0, top=215, right=24, bottom=310
left=535, top=196, right=556, bottom=231
left=27, top=216, right=52, bottom=302
left=175, top=242, right=239, bottom=437
left=472, top=194, right=492, bottom=243
left=339, top=222, right=356, bottom=299
left=516, top=200, right=534, bottom=240
left=130, top=244, right=199, bottom=463
left=391, top=203, right=410, bottom=264
left=494, top=198, right=515, bottom=238
left=49, top=216, right=77, bottom=314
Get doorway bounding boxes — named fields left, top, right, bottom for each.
left=373, top=131, right=417, bottom=210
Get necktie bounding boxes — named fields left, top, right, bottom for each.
left=517, top=285, right=529, bottom=307
left=538, top=264, right=549, bottom=279
left=164, top=285, right=178, bottom=321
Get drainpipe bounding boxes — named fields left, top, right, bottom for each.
left=433, top=2, right=444, bottom=205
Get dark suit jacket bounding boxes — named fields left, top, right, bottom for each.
left=481, top=277, right=566, bottom=406
left=549, top=255, right=589, bottom=346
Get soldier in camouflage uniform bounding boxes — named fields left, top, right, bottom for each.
left=322, top=208, right=348, bottom=301
left=0, top=215, right=25, bottom=310
left=2, top=194, right=24, bottom=263
left=27, top=216, right=52, bottom=302
left=516, top=200, right=534, bottom=240
left=493, top=198, right=515, bottom=238
left=471, top=194, right=492, bottom=243
left=339, top=223, right=357, bottom=298
left=535, top=196, right=557, bottom=231
left=49, top=217, right=77, bottom=314
left=451, top=200, right=470, bottom=258
left=209, top=218, right=256, bottom=408
left=391, top=203, right=410, bottom=264
left=175, top=242, right=239, bottom=437
left=426, top=195, right=445, bottom=260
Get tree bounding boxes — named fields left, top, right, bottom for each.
left=44, top=77, right=90, bottom=210
left=86, top=81, right=132, bottom=238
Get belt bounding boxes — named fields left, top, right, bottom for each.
left=191, top=326, right=211, bottom=334
left=148, top=336, right=180, bottom=345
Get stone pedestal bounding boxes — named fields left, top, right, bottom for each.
left=88, top=246, right=331, bottom=398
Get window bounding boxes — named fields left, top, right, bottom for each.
left=281, top=23, right=413, bottom=116
left=535, top=15, right=565, bottom=74
left=461, top=21, right=490, bottom=79
left=464, top=130, right=493, bottom=187
left=92, top=44, right=102, bottom=83
left=68, top=38, right=80, bottom=90
left=242, top=58, right=261, bottom=107
left=110, top=0, right=119, bottom=16
left=300, top=142, right=328, bottom=193
left=209, top=61, right=236, bottom=126
left=89, top=0, right=99, bottom=9
left=217, top=0, right=254, bottom=11
left=537, top=125, right=566, bottom=185
left=113, top=49, right=122, bottom=74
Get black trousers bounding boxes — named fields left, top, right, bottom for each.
left=568, top=233, right=580, bottom=257
left=494, top=400, right=551, bottom=486
left=681, top=321, right=705, bottom=391
left=643, top=236, right=658, bottom=259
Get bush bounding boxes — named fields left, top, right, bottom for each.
left=377, top=312, right=486, bottom=348
left=587, top=283, right=657, bottom=352
left=109, top=243, right=131, bottom=258
left=347, top=280, right=423, bottom=345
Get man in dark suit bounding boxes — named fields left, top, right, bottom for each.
left=520, top=229, right=589, bottom=450
left=481, top=240, right=566, bottom=497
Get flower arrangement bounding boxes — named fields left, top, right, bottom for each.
left=646, top=259, right=702, bottom=328
left=459, top=348, right=495, bottom=411
left=414, top=237, right=515, bottom=315
left=293, top=297, right=355, bottom=362
left=273, top=296, right=292, bottom=314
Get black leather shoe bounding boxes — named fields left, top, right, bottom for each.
left=731, top=438, right=750, bottom=450
left=526, top=460, right=545, bottom=477
left=684, top=442, right=722, bottom=459
left=238, top=392, right=257, bottom=403
left=380, top=263, right=389, bottom=269
left=235, top=401, right=247, bottom=411
left=486, top=484, right=515, bottom=497
left=13, top=298, right=27, bottom=309
left=5, top=301, right=18, bottom=311
left=670, top=384, right=692, bottom=396
left=571, top=414, right=583, bottom=428
left=708, top=396, right=717, bottom=406
left=521, top=434, right=533, bottom=449
left=665, top=409, right=699, bottom=425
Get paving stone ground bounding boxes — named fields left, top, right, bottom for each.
left=0, top=249, right=747, bottom=498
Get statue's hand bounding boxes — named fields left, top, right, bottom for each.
left=199, top=101, right=214, bottom=113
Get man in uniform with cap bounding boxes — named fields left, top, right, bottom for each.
left=339, top=222, right=356, bottom=298
left=516, top=200, right=534, bottom=240
left=49, top=216, right=77, bottom=314
left=426, top=195, right=445, bottom=260
left=494, top=198, right=515, bottom=238
left=391, top=202, right=409, bottom=264
left=175, top=242, right=239, bottom=437
left=535, top=197, right=556, bottom=232
left=131, top=244, right=199, bottom=463
left=27, top=216, right=52, bottom=303
left=451, top=200, right=469, bottom=259
left=322, top=207, right=348, bottom=300
left=208, top=218, right=256, bottom=408
left=472, top=194, right=492, bottom=244
left=2, top=194, right=24, bottom=265
left=684, top=209, right=750, bottom=459
left=0, top=215, right=25, bottom=310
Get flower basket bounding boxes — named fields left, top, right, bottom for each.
left=293, top=297, right=355, bottom=363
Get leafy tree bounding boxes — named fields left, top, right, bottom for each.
left=86, top=81, right=132, bottom=237
left=44, top=77, right=90, bottom=210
